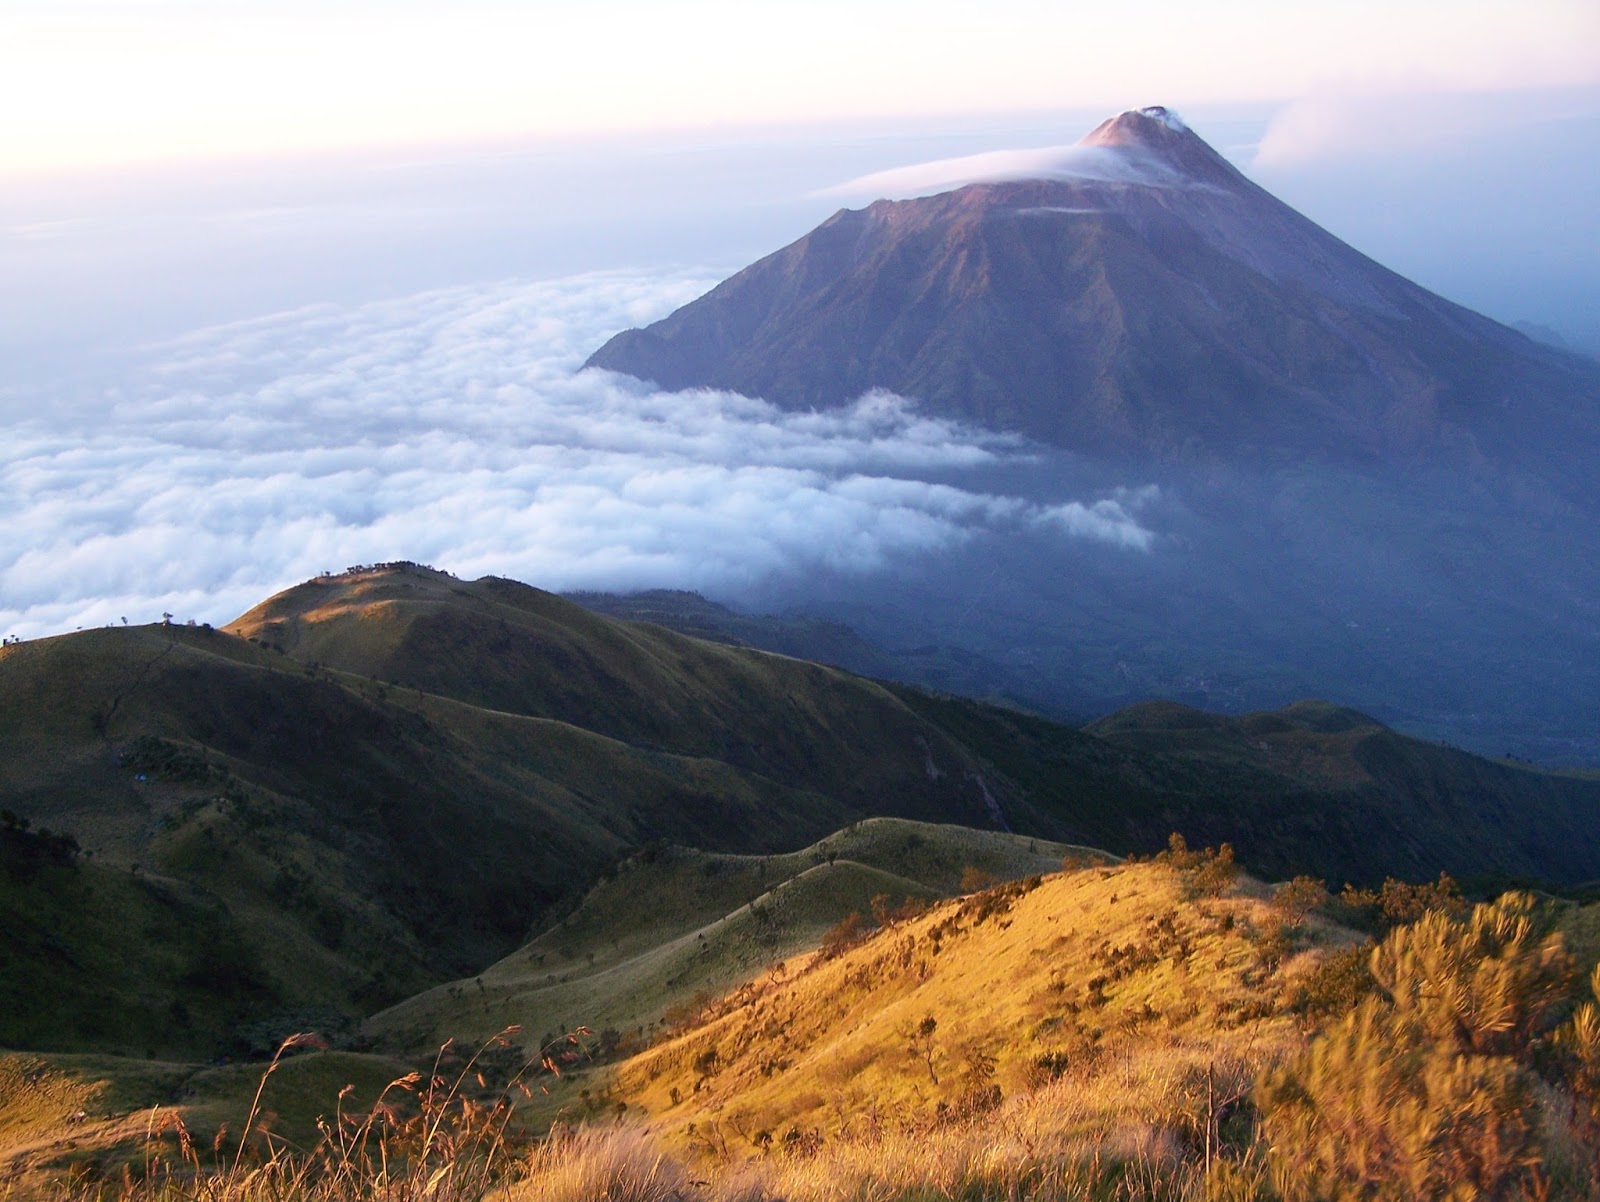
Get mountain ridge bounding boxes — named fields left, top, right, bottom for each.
left=5, top=561, right=1600, bottom=1063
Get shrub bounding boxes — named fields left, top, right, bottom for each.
left=958, top=865, right=997, bottom=893
left=1332, top=872, right=1467, bottom=932
left=1270, top=875, right=1329, bottom=925
left=1030, top=1050, right=1074, bottom=1084
left=1153, top=833, right=1239, bottom=897
left=811, top=912, right=866, bottom=965
left=0, top=810, right=81, bottom=876
left=1257, top=892, right=1575, bottom=1200
left=1282, top=944, right=1378, bottom=1019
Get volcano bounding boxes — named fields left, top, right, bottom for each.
left=582, top=108, right=1600, bottom=764
left=587, top=107, right=1599, bottom=482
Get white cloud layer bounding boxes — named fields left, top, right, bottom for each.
left=1253, top=90, right=1564, bottom=168
left=819, top=143, right=1192, bottom=201
left=1, top=270, right=1158, bottom=640
left=1034, top=486, right=1162, bottom=551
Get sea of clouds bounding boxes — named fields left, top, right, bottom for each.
left=1, top=269, right=1158, bottom=640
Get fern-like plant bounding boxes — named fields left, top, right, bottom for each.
left=1257, top=892, right=1574, bottom=1201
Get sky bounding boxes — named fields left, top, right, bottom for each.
left=2, top=0, right=1598, bottom=640
left=4, top=0, right=1597, bottom=170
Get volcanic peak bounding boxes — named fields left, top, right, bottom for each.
left=1080, top=104, right=1191, bottom=146
left=1135, top=105, right=1188, bottom=131
left=1079, top=104, right=1241, bottom=186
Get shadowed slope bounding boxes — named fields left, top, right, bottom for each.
left=0, top=571, right=1017, bottom=1056
left=226, top=565, right=1007, bottom=816
left=892, top=688, right=1600, bottom=889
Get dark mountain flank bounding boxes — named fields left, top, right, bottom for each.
left=587, top=107, right=1600, bottom=482
left=4, top=563, right=1600, bottom=1057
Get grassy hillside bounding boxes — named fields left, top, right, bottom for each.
left=891, top=687, right=1600, bottom=887
left=0, top=819, right=1082, bottom=1192
left=6, top=562, right=1600, bottom=1063
left=8, top=844, right=1600, bottom=1198
left=0, top=600, right=1002, bottom=1057
left=0, top=1047, right=410, bottom=1189
left=226, top=567, right=1008, bottom=816
left=365, top=819, right=1088, bottom=1056
left=0, top=836, right=283, bottom=1060
left=611, top=854, right=1332, bottom=1152
left=234, top=564, right=1600, bottom=890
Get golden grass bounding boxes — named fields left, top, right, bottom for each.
left=15, top=1070, right=1245, bottom=1202
left=1, top=1031, right=560, bottom=1202
left=7, top=855, right=1297, bottom=1200
left=618, top=858, right=1321, bottom=1151
left=364, top=819, right=1082, bottom=1057
left=19, top=869, right=1600, bottom=1201
left=498, top=1125, right=692, bottom=1202
left=710, top=1076, right=1228, bottom=1202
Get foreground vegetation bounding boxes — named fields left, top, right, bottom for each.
left=12, top=846, right=1600, bottom=1200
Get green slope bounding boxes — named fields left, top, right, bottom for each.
left=892, top=689, right=1600, bottom=887
left=0, top=572, right=1016, bottom=1057
left=364, top=818, right=1087, bottom=1055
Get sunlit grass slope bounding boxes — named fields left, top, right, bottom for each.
left=615, top=855, right=1348, bottom=1155
left=366, top=818, right=1088, bottom=1055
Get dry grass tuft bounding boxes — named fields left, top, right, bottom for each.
left=500, top=1125, right=692, bottom=1202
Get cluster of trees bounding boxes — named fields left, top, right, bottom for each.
left=319, top=560, right=449, bottom=578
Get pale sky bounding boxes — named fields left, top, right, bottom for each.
left=4, top=0, right=1598, bottom=171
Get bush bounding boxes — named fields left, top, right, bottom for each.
left=811, top=912, right=867, bottom=964
left=1282, top=944, right=1377, bottom=1019
left=1153, top=832, right=1239, bottom=897
left=1257, top=892, right=1576, bottom=1199
left=1270, top=875, right=1329, bottom=925
left=0, top=810, right=81, bottom=876
left=1331, top=873, right=1466, bottom=932
left=958, top=865, right=997, bottom=893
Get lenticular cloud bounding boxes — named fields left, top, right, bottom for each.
left=0, top=270, right=1156, bottom=640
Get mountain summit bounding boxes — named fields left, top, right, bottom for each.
left=585, top=109, right=1598, bottom=475
left=1076, top=105, right=1243, bottom=186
